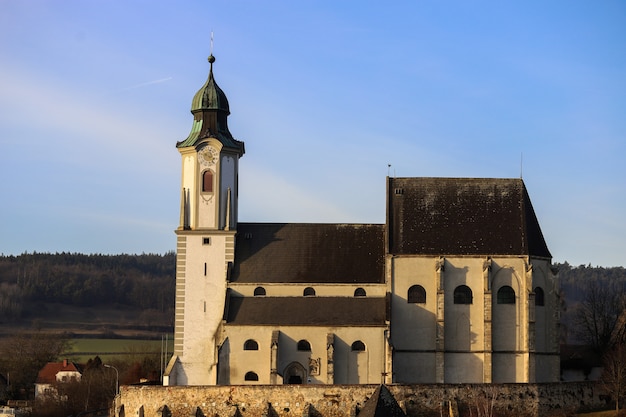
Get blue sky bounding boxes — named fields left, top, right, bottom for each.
left=1, top=1, right=624, bottom=267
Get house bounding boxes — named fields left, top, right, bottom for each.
left=163, top=55, right=560, bottom=386
left=35, top=359, right=82, bottom=399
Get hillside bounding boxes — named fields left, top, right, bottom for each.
left=0, top=252, right=175, bottom=338
left=0, top=253, right=624, bottom=341
left=558, top=262, right=626, bottom=345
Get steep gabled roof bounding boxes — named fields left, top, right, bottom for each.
left=358, top=385, right=406, bottom=417
left=231, top=223, right=385, bottom=284
left=387, top=177, right=551, bottom=258
left=35, top=361, right=83, bottom=384
left=225, top=295, right=388, bottom=326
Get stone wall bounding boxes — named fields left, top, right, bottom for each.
left=114, top=382, right=605, bottom=417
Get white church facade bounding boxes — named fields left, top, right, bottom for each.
left=163, top=55, right=560, bottom=386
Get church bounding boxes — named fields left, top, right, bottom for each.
left=163, top=55, right=560, bottom=386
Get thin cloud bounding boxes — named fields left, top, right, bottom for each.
left=0, top=66, right=175, bottom=157
left=240, top=162, right=352, bottom=223
left=116, top=77, right=173, bottom=93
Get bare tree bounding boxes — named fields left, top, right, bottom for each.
left=0, top=331, right=71, bottom=399
left=574, top=279, right=626, bottom=355
left=601, top=344, right=626, bottom=416
left=472, top=386, right=498, bottom=417
left=32, top=356, right=116, bottom=417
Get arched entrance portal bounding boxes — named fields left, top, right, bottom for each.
left=283, top=362, right=307, bottom=384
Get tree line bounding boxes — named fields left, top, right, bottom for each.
left=0, top=252, right=176, bottom=319
left=1, top=254, right=624, bottom=345
left=558, top=262, right=626, bottom=354
left=557, top=262, right=626, bottom=413
left=0, top=331, right=164, bottom=416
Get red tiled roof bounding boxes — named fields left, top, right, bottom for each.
left=35, top=361, right=82, bottom=384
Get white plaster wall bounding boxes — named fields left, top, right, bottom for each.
left=178, top=233, right=231, bottom=385
left=180, top=142, right=226, bottom=230
left=181, top=154, right=196, bottom=227
left=219, top=331, right=273, bottom=385
left=390, top=255, right=547, bottom=384
left=444, top=257, right=486, bottom=353
left=492, top=353, right=527, bottom=383
left=531, top=259, right=556, bottom=353
left=56, top=371, right=81, bottom=382
left=490, top=258, right=529, bottom=383
left=331, top=327, right=386, bottom=384
left=444, top=352, right=485, bottom=383
left=492, top=266, right=523, bottom=352
left=229, top=283, right=387, bottom=297
left=197, top=144, right=218, bottom=229
left=393, top=352, right=436, bottom=383
left=390, top=257, right=437, bottom=351
left=224, top=325, right=387, bottom=385
left=219, top=154, right=236, bottom=229
left=531, top=258, right=560, bottom=382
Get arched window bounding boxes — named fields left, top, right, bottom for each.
left=408, top=285, right=426, bottom=303
left=244, top=371, right=258, bottom=381
left=297, top=340, right=311, bottom=351
left=253, top=287, right=266, bottom=296
left=354, top=288, right=366, bottom=297
left=202, top=170, right=213, bottom=193
left=453, top=285, right=473, bottom=304
left=243, top=339, right=259, bottom=350
left=534, top=287, right=545, bottom=306
left=303, top=287, right=316, bottom=296
left=351, top=340, right=366, bottom=351
left=497, top=286, right=516, bottom=304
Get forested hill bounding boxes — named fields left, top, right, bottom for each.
left=0, top=252, right=175, bottom=321
left=0, top=253, right=624, bottom=340
left=557, top=262, right=626, bottom=302
left=553, top=262, right=626, bottom=345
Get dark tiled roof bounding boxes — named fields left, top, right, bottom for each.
left=231, top=223, right=385, bottom=284
left=387, top=177, right=551, bottom=258
left=225, top=296, right=388, bottom=326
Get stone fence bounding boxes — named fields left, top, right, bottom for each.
left=113, top=382, right=606, bottom=417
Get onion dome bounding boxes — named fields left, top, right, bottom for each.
left=177, top=55, right=244, bottom=156
left=190, top=55, right=230, bottom=114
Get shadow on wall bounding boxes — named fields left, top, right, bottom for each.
left=217, top=337, right=230, bottom=385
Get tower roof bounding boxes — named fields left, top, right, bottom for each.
left=190, top=55, right=230, bottom=114
left=177, top=55, right=244, bottom=154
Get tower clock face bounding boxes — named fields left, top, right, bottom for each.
left=199, top=147, right=218, bottom=165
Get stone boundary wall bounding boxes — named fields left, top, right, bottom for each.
left=114, top=382, right=605, bottom=417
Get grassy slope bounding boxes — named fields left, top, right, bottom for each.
left=577, top=411, right=620, bottom=417
left=65, top=338, right=173, bottom=363
left=2, top=302, right=172, bottom=338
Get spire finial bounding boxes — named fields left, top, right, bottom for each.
left=208, top=32, right=215, bottom=70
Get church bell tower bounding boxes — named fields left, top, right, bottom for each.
left=165, top=55, right=245, bottom=385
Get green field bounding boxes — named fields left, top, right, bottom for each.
left=577, top=411, right=621, bottom=417
left=64, top=337, right=173, bottom=363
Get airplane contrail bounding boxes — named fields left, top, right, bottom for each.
left=119, top=77, right=173, bottom=92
